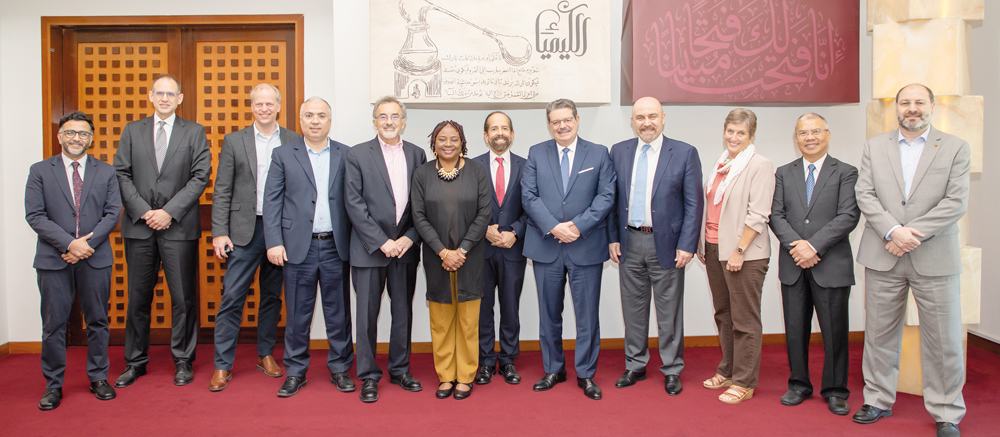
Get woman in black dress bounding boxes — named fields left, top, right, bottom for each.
left=411, top=120, right=492, bottom=400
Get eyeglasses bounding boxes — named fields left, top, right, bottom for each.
left=549, top=116, right=576, bottom=127
left=796, top=128, right=829, bottom=138
left=60, top=130, right=93, bottom=139
left=377, top=115, right=402, bottom=122
left=153, top=91, right=179, bottom=98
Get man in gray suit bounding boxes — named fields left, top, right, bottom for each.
left=853, top=84, right=970, bottom=437
left=209, top=84, right=301, bottom=391
left=113, top=74, right=211, bottom=388
left=769, top=113, right=860, bottom=415
left=345, top=96, right=427, bottom=403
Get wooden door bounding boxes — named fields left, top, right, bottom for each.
left=42, top=17, right=303, bottom=346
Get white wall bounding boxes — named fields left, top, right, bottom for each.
left=1, top=1, right=995, bottom=347
left=0, top=12, right=9, bottom=346
left=967, top=6, right=1000, bottom=343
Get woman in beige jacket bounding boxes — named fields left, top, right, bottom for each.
left=698, top=109, right=775, bottom=404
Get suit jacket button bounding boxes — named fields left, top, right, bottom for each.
left=805, top=219, right=810, bottom=224
left=902, top=201, right=906, bottom=205
left=563, top=202, right=566, bottom=205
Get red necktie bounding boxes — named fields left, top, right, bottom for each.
left=72, top=161, right=83, bottom=237
left=495, top=157, right=505, bottom=205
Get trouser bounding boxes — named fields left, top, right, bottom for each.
left=38, top=264, right=111, bottom=388
left=478, top=251, right=525, bottom=367
left=429, top=275, right=481, bottom=384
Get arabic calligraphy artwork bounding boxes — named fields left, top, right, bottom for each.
left=622, top=0, right=859, bottom=103
left=371, top=0, right=611, bottom=106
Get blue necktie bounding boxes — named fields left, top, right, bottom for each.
left=560, top=147, right=570, bottom=195
left=631, top=144, right=651, bottom=227
left=805, top=163, right=816, bottom=207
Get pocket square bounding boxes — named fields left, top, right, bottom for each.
left=578, top=167, right=594, bottom=174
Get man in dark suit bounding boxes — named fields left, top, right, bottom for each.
left=608, top=97, right=703, bottom=396
left=209, top=84, right=302, bottom=391
left=26, top=111, right=121, bottom=410
left=769, top=113, right=860, bottom=415
left=113, top=74, right=210, bottom=388
left=263, top=97, right=354, bottom=398
left=472, top=111, right=527, bottom=386
left=522, top=98, right=616, bottom=400
left=345, top=96, right=427, bottom=403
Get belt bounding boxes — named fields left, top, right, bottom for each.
left=256, top=215, right=264, bottom=221
left=312, top=232, right=334, bottom=240
left=627, top=225, right=653, bottom=234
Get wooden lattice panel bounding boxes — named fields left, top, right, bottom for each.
left=195, top=42, right=288, bottom=205
left=78, top=43, right=168, bottom=166
left=104, top=232, right=173, bottom=329
left=199, top=232, right=287, bottom=328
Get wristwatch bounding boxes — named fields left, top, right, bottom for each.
left=736, top=246, right=745, bottom=255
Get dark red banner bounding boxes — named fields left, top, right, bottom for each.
left=622, top=0, right=859, bottom=103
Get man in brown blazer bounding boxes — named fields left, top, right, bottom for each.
left=853, top=84, right=970, bottom=437
left=210, top=84, right=301, bottom=391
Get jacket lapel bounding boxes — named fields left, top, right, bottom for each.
left=243, top=127, right=258, bottom=181
left=293, top=142, right=317, bottom=190
left=791, top=160, right=809, bottom=210
left=622, top=139, right=638, bottom=205
left=51, top=157, right=76, bottom=210
left=78, top=156, right=99, bottom=209
left=886, top=131, right=906, bottom=197
left=369, top=140, right=394, bottom=202
left=650, top=136, right=673, bottom=196
left=159, top=117, right=185, bottom=173
left=546, top=142, right=565, bottom=196
left=908, top=127, right=943, bottom=197
left=478, top=154, right=500, bottom=207
left=805, top=157, right=836, bottom=216
left=503, top=155, right=522, bottom=208
left=140, top=117, right=159, bottom=174
left=328, top=140, right=342, bottom=193
left=564, top=139, right=590, bottom=197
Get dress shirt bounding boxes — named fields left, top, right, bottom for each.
left=378, top=135, right=408, bottom=225
left=490, top=149, right=512, bottom=199
left=556, top=137, right=578, bottom=172
left=627, top=134, right=662, bottom=228
left=307, top=142, right=333, bottom=233
left=62, top=153, right=88, bottom=197
left=253, top=123, right=283, bottom=215
left=885, top=127, right=930, bottom=240
left=153, top=112, right=176, bottom=150
left=800, top=154, right=827, bottom=253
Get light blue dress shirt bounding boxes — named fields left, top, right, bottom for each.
left=307, top=142, right=333, bottom=233
left=885, top=127, right=931, bottom=240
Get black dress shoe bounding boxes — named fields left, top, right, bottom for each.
left=827, top=396, right=850, bottom=415
left=277, top=376, right=307, bottom=398
left=90, top=380, right=116, bottom=400
left=360, top=379, right=378, bottom=403
left=453, top=382, right=474, bottom=400
left=852, top=404, right=892, bottom=424
left=615, top=370, right=647, bottom=388
left=436, top=381, right=456, bottom=399
left=38, top=388, right=62, bottom=411
left=114, top=365, right=147, bottom=388
left=475, top=365, right=496, bottom=385
left=780, top=389, right=812, bottom=406
left=174, top=362, right=194, bottom=386
left=665, top=375, right=682, bottom=396
left=499, top=363, right=521, bottom=385
left=577, top=377, right=602, bottom=400
left=936, top=422, right=960, bottom=437
left=330, top=372, right=355, bottom=392
left=389, top=372, right=423, bottom=392
left=532, top=371, right=567, bottom=392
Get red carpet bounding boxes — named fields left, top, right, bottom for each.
left=1, top=343, right=997, bottom=436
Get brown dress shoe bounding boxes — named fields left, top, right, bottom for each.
left=210, top=370, right=232, bottom=392
left=257, top=356, right=283, bottom=378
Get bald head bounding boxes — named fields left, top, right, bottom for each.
left=631, top=97, right=665, bottom=143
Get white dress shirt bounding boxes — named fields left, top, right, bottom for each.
left=153, top=112, right=176, bottom=148
left=490, top=149, right=512, bottom=198
left=627, top=135, right=662, bottom=228
left=556, top=137, right=578, bottom=175
left=62, top=153, right=88, bottom=198
left=802, top=153, right=827, bottom=182
left=254, top=123, right=283, bottom=215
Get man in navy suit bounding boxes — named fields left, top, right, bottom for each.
left=26, top=111, right=121, bottom=410
left=263, top=97, right=354, bottom=398
left=522, top=99, right=616, bottom=400
left=473, top=111, right=527, bottom=385
left=608, top=97, right=704, bottom=396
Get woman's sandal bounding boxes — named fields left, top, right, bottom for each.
left=719, top=385, right=754, bottom=404
left=702, top=374, right=733, bottom=389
